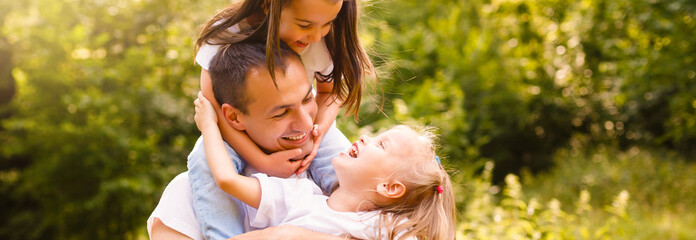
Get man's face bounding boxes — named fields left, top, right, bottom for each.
left=236, top=58, right=317, bottom=160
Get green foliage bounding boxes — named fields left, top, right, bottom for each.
left=0, top=0, right=225, bottom=238
left=521, top=146, right=696, bottom=239
left=456, top=161, right=637, bottom=239
left=347, top=0, right=696, bottom=182
left=1, top=0, right=694, bottom=239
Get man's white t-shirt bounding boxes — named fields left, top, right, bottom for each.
left=147, top=172, right=203, bottom=240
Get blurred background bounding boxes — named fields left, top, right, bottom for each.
left=1, top=0, right=694, bottom=239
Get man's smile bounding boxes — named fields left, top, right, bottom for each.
left=282, top=132, right=308, bottom=142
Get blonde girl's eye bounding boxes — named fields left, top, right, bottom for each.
left=299, top=24, right=311, bottom=29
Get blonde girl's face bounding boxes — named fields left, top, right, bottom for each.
left=332, top=127, right=421, bottom=190
left=278, top=0, right=343, bottom=53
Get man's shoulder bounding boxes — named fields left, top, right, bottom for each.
left=188, top=135, right=246, bottom=173
left=162, top=172, right=191, bottom=197
left=148, top=171, right=203, bottom=240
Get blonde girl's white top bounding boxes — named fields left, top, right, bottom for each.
left=245, top=173, right=415, bottom=239
left=146, top=172, right=413, bottom=239
left=195, top=21, right=334, bottom=84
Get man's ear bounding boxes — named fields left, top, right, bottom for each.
left=221, top=103, right=246, bottom=131
left=376, top=181, right=406, bottom=200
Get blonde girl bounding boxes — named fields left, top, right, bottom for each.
left=194, top=92, right=456, bottom=239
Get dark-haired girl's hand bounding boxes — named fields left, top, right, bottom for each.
left=295, top=124, right=322, bottom=175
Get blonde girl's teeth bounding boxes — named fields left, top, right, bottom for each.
left=350, top=147, right=357, bottom=157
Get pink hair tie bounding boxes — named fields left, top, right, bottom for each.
left=436, top=186, right=444, bottom=194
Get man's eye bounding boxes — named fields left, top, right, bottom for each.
left=273, top=110, right=289, bottom=118
left=303, top=95, right=313, bottom=103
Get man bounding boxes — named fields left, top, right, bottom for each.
left=148, top=41, right=351, bottom=239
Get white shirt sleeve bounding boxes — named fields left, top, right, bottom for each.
left=245, top=173, right=287, bottom=229
left=147, top=172, right=203, bottom=240
left=247, top=173, right=323, bottom=229
left=195, top=22, right=243, bottom=70
left=195, top=44, right=220, bottom=71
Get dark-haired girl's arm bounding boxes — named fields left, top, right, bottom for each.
left=295, top=79, right=342, bottom=174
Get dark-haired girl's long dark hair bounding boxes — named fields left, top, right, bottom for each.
left=195, top=0, right=373, bottom=119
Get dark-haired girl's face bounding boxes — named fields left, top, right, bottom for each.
left=278, top=0, right=342, bottom=52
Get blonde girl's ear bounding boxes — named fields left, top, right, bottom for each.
left=376, top=181, right=406, bottom=199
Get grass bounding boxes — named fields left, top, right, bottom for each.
left=454, top=145, right=696, bottom=240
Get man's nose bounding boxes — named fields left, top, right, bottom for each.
left=291, top=106, right=314, bottom=132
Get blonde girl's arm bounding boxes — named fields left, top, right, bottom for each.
left=194, top=92, right=262, bottom=209
left=200, top=70, right=304, bottom=178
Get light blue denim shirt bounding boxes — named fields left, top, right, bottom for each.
left=187, top=123, right=350, bottom=240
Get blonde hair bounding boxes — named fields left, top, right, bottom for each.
left=376, top=125, right=456, bottom=240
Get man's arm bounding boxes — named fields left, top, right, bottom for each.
left=228, top=225, right=359, bottom=240
left=151, top=218, right=193, bottom=240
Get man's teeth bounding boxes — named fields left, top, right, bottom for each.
left=284, top=133, right=306, bottom=141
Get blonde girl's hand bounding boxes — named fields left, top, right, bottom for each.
left=194, top=91, right=218, bottom=132
left=295, top=124, right=321, bottom=175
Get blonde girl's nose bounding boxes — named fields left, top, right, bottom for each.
left=359, top=135, right=369, bottom=144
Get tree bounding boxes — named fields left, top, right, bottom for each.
left=352, top=0, right=696, bottom=182
left=0, top=0, right=224, bottom=238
